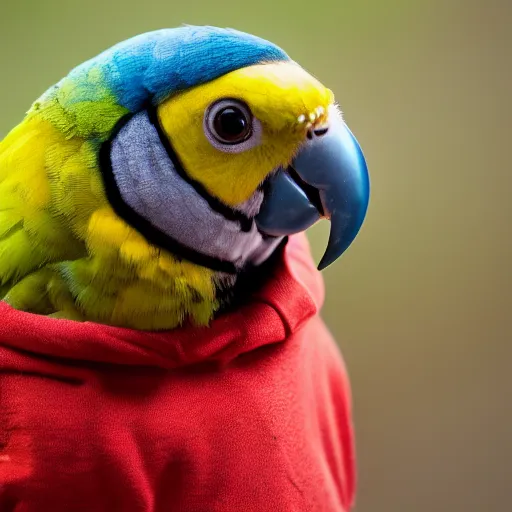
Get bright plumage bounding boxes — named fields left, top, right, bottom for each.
left=0, top=26, right=369, bottom=330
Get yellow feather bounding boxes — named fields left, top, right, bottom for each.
left=0, top=113, right=218, bottom=329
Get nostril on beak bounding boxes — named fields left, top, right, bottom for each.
left=313, top=127, right=329, bottom=137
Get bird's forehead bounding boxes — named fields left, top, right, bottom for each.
left=234, top=61, right=326, bottom=91
left=161, top=61, right=334, bottom=125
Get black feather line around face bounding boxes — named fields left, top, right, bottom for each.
left=98, top=113, right=239, bottom=275
left=146, top=107, right=253, bottom=233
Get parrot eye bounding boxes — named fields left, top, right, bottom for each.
left=204, top=99, right=261, bottom=153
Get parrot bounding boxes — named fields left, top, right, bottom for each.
left=0, top=26, right=369, bottom=331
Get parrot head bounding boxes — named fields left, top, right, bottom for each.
left=99, top=28, right=369, bottom=275
left=0, top=26, right=369, bottom=329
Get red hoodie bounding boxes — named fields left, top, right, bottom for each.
left=0, top=234, right=356, bottom=512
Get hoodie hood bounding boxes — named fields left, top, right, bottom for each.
left=0, top=234, right=324, bottom=369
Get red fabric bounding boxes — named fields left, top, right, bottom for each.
left=0, top=234, right=356, bottom=512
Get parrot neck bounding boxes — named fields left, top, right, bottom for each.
left=100, top=110, right=283, bottom=274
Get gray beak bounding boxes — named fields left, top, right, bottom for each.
left=255, top=110, right=370, bottom=270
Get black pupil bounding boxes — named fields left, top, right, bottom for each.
left=214, top=107, right=249, bottom=143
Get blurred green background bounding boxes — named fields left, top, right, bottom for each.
left=1, top=1, right=510, bottom=510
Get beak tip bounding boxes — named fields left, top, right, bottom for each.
left=316, top=241, right=346, bottom=271
left=317, top=260, right=329, bottom=271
